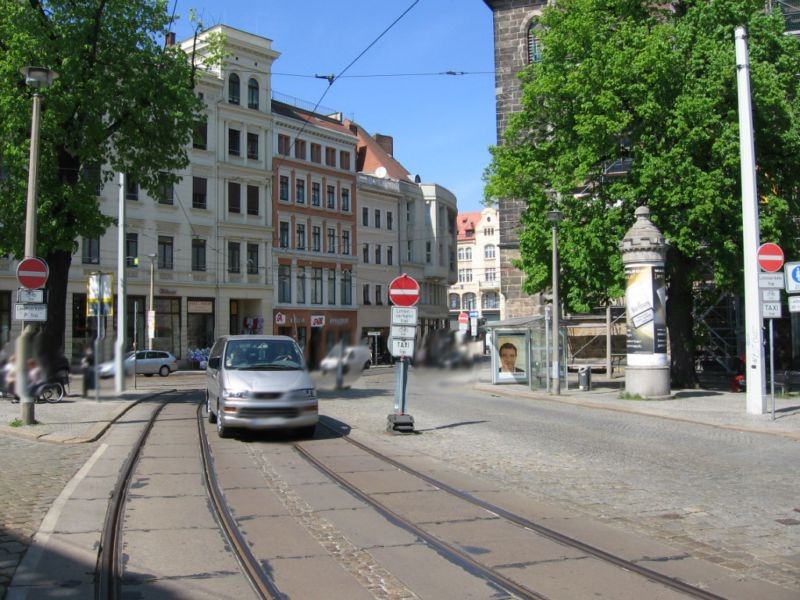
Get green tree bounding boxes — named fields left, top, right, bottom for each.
left=484, top=0, right=800, bottom=387
left=0, top=1, right=204, bottom=364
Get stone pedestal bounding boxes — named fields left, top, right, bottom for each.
left=625, top=366, right=671, bottom=399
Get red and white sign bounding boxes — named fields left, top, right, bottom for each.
left=16, top=257, right=49, bottom=290
left=388, top=274, right=420, bottom=307
left=757, top=243, right=784, bottom=273
left=274, top=312, right=286, bottom=325
left=458, top=312, right=469, bottom=325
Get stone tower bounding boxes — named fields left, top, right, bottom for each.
left=482, top=0, right=548, bottom=318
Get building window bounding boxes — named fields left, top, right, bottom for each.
left=295, top=139, right=306, bottom=160
left=449, top=293, right=460, bottom=310
left=192, top=177, right=207, bottom=209
left=192, top=239, right=206, bottom=271
left=375, top=244, right=381, bottom=265
left=341, top=270, right=352, bottom=305
left=387, top=246, right=393, bottom=266
left=247, top=77, right=259, bottom=109
left=341, top=230, right=350, bottom=255
left=484, top=227, right=495, bottom=236
left=464, top=292, right=477, bottom=310
left=279, top=175, right=289, bottom=201
left=311, top=182, right=321, bottom=206
left=312, top=226, right=321, bottom=252
left=328, top=270, right=336, bottom=305
left=228, top=128, right=240, bottom=157
left=125, top=175, right=138, bottom=200
left=407, top=241, right=413, bottom=262
left=278, top=265, right=291, bottom=302
left=326, top=185, right=336, bottom=209
left=125, top=233, right=137, bottom=267
left=362, top=243, right=369, bottom=264
left=311, top=268, right=323, bottom=304
left=227, top=241, right=240, bottom=273
left=458, top=268, right=473, bottom=283
left=426, top=241, right=432, bottom=264
left=325, top=147, right=336, bottom=167
left=339, top=151, right=350, bottom=170
left=247, top=243, right=259, bottom=274
left=296, top=179, right=305, bottom=204
left=406, top=200, right=414, bottom=223
left=247, top=185, right=259, bottom=216
left=362, top=206, right=369, bottom=227
left=158, top=236, right=174, bottom=270
left=374, top=209, right=381, bottom=229
left=310, top=143, right=321, bottom=163
left=228, top=73, right=240, bottom=104
left=485, top=268, right=497, bottom=281
left=297, top=267, right=306, bottom=303
left=341, top=188, right=350, bottom=212
left=528, top=20, right=543, bottom=64
left=387, top=211, right=393, bottom=230
left=362, top=283, right=370, bottom=305
left=327, top=227, right=336, bottom=253
left=375, top=284, right=383, bottom=305
left=484, top=244, right=496, bottom=259
left=228, top=181, right=241, bottom=213
left=279, top=222, right=290, bottom=248
left=247, top=133, right=259, bottom=160
left=193, top=120, right=207, bottom=150
left=482, top=291, right=499, bottom=309
left=156, top=172, right=173, bottom=205
left=277, top=134, right=290, bottom=156
left=458, top=246, right=472, bottom=261
left=296, top=223, right=306, bottom=250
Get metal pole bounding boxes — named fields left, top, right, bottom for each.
left=735, top=27, right=767, bottom=414
left=770, top=318, right=775, bottom=421
left=95, top=296, right=101, bottom=403
left=115, top=173, right=127, bottom=393
left=148, top=255, right=155, bottom=350
left=606, top=305, right=612, bottom=377
left=544, top=305, right=551, bottom=393
left=551, top=221, right=561, bottom=395
left=133, top=301, right=138, bottom=390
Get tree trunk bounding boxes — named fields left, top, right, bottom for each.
left=34, top=250, right=73, bottom=374
left=666, top=250, right=697, bottom=388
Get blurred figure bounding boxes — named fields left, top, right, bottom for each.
left=3, top=354, right=16, bottom=397
left=81, top=346, right=95, bottom=397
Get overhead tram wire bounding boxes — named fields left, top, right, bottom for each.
left=272, top=70, right=494, bottom=80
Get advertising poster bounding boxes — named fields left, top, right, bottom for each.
left=625, top=265, right=667, bottom=355
left=495, top=333, right=529, bottom=383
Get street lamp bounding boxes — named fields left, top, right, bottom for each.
left=17, top=66, right=58, bottom=425
left=547, top=209, right=564, bottom=395
left=148, top=253, right=156, bottom=350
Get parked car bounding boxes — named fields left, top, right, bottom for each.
left=97, top=350, right=178, bottom=378
left=205, top=335, right=318, bottom=438
left=319, top=345, right=372, bottom=375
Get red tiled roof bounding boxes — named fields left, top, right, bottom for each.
left=457, top=211, right=482, bottom=241
left=344, top=119, right=412, bottom=180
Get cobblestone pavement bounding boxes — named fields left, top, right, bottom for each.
left=0, top=434, right=96, bottom=599
left=321, top=368, right=800, bottom=592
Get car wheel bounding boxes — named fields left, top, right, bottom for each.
left=216, top=408, right=230, bottom=438
left=206, top=392, right=216, bottom=424
left=158, top=365, right=170, bottom=377
left=364, top=361, right=370, bottom=370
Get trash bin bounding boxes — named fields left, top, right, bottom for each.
left=578, top=366, right=592, bottom=391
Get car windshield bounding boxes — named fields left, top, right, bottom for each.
left=224, top=340, right=304, bottom=371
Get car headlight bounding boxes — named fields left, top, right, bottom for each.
left=289, top=388, right=317, bottom=401
left=222, top=389, right=250, bottom=399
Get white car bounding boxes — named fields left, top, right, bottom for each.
left=319, top=345, right=372, bottom=375
left=98, top=350, right=178, bottom=378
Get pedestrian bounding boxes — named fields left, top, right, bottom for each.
left=3, top=354, right=16, bottom=398
left=81, top=346, right=95, bottom=397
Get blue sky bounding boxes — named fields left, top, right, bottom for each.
left=171, top=0, right=497, bottom=213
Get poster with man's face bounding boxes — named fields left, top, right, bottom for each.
left=495, top=334, right=528, bottom=383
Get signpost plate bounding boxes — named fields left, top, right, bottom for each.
left=391, top=306, right=418, bottom=325
left=17, top=288, right=45, bottom=303
left=762, top=302, right=782, bottom=319
left=391, top=338, right=415, bottom=358
left=762, top=289, right=781, bottom=302
left=785, top=262, right=800, bottom=293
left=15, top=303, right=47, bottom=321
left=789, top=296, right=800, bottom=313
left=391, top=325, right=416, bottom=339
left=759, top=273, right=784, bottom=289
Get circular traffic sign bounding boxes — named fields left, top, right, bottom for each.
left=458, top=312, right=469, bottom=324
left=16, top=257, right=49, bottom=289
left=388, top=274, right=420, bottom=307
left=757, top=243, right=784, bottom=273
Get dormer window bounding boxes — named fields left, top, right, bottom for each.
left=228, top=73, right=240, bottom=105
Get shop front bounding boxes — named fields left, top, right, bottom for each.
left=274, top=309, right=356, bottom=370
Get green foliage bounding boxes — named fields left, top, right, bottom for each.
left=0, top=0, right=205, bottom=258
left=484, top=0, right=800, bottom=312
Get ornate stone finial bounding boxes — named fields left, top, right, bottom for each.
left=620, top=205, right=667, bottom=263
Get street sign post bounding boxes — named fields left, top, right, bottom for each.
left=16, top=257, right=49, bottom=290
left=14, top=303, right=47, bottom=321
left=17, top=288, right=45, bottom=303
left=458, top=311, right=468, bottom=333
left=757, top=243, right=784, bottom=272
left=388, top=274, right=420, bottom=307
left=759, top=273, right=784, bottom=289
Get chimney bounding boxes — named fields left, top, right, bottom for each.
left=374, top=134, right=394, bottom=157
left=165, top=31, right=176, bottom=47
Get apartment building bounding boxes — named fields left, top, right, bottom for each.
left=271, top=101, right=359, bottom=368
left=448, top=207, right=503, bottom=332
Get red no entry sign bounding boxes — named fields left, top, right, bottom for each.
left=16, top=257, right=49, bottom=289
left=458, top=312, right=469, bottom=324
left=757, top=243, right=784, bottom=273
left=388, top=274, right=420, bottom=307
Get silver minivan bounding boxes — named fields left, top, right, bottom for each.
left=205, top=335, right=318, bottom=438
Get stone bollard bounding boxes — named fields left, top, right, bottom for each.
left=619, top=206, right=670, bottom=398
